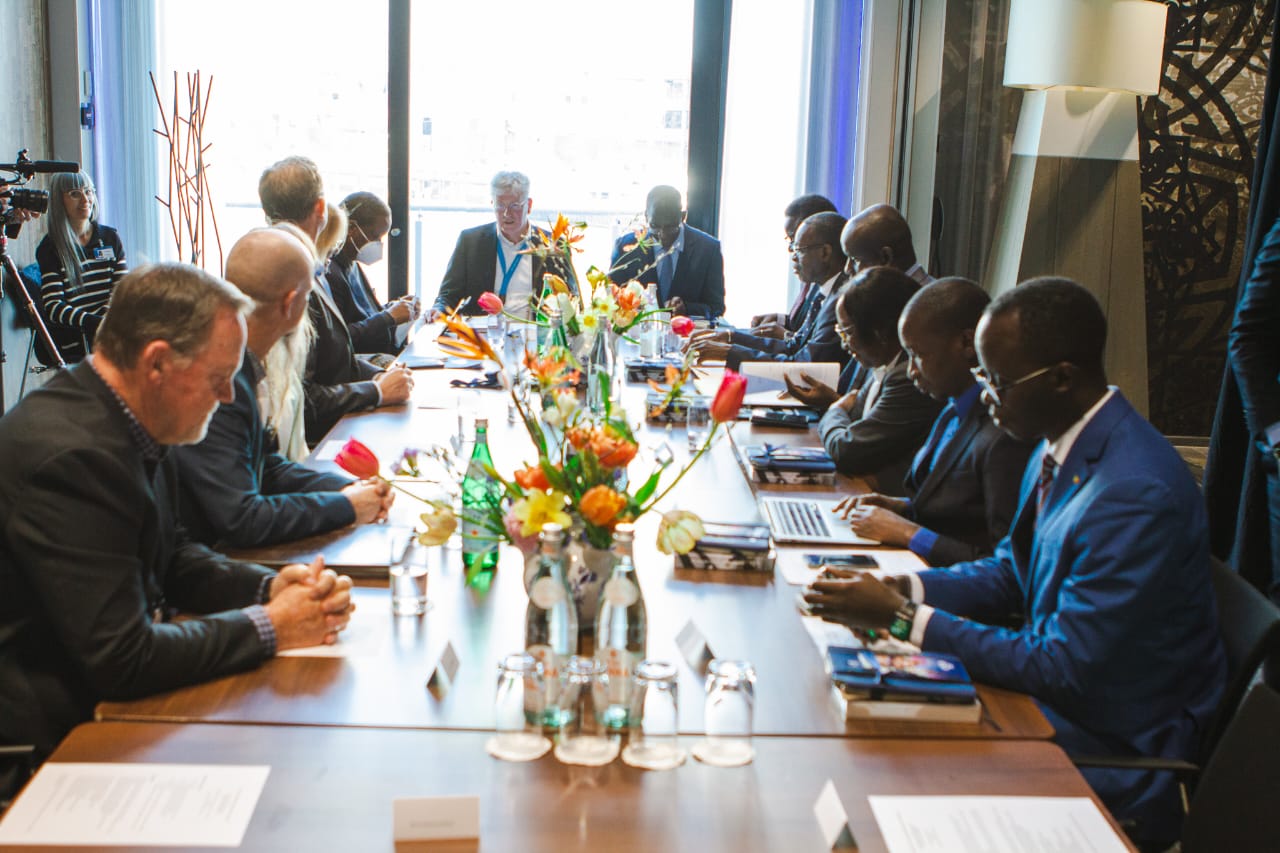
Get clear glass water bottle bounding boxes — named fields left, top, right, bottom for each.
left=640, top=283, right=661, bottom=358
left=595, top=522, right=647, bottom=728
left=585, top=319, right=613, bottom=415
left=525, top=522, right=578, bottom=727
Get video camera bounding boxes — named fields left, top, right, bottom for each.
left=1, top=149, right=79, bottom=236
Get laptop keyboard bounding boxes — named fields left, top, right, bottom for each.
left=772, top=499, right=832, bottom=538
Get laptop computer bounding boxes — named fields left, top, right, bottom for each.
left=759, top=496, right=880, bottom=546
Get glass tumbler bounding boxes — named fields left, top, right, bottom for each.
left=554, top=656, right=619, bottom=766
left=686, top=396, right=711, bottom=451
left=692, top=659, right=756, bottom=767
left=486, top=653, right=552, bottom=762
left=621, top=660, right=685, bottom=770
left=389, top=529, right=432, bottom=616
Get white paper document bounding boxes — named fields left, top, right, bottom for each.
left=0, top=762, right=269, bottom=847
left=740, top=361, right=840, bottom=407
left=868, top=796, right=1129, bottom=853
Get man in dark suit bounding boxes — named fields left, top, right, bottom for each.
left=429, top=171, right=576, bottom=320
left=0, top=263, right=355, bottom=786
left=175, top=228, right=393, bottom=548
left=325, top=191, right=418, bottom=356
left=609, top=185, right=725, bottom=319
left=806, top=278, right=1225, bottom=845
left=836, top=277, right=1033, bottom=565
left=817, top=267, right=941, bottom=492
left=258, top=156, right=412, bottom=444
left=686, top=212, right=849, bottom=371
left=749, top=193, right=839, bottom=338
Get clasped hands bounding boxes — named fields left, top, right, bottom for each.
left=342, top=477, right=394, bottom=525
left=266, top=556, right=356, bottom=651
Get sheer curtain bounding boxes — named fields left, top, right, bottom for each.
left=88, top=0, right=161, bottom=265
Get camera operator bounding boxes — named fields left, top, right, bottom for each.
left=35, top=171, right=127, bottom=362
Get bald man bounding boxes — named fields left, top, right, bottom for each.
left=174, top=228, right=393, bottom=549
left=842, top=203, right=932, bottom=284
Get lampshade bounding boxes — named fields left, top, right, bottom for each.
left=1004, top=0, right=1168, bottom=96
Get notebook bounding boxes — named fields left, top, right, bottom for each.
left=739, top=362, right=841, bottom=408
left=759, top=496, right=879, bottom=546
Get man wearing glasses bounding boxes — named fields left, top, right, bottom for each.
left=430, top=171, right=576, bottom=320
left=805, top=277, right=1224, bottom=847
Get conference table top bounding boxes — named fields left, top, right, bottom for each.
left=98, top=327, right=1051, bottom=740
left=14, top=721, right=1133, bottom=853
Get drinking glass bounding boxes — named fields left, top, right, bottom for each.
left=554, top=656, right=619, bottom=766
left=486, top=314, right=505, bottom=353
left=621, top=660, right=685, bottom=770
left=692, top=659, right=756, bottom=767
left=686, top=396, right=711, bottom=451
left=487, top=653, right=552, bottom=762
left=389, top=529, right=432, bottom=616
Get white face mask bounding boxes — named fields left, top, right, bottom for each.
left=355, top=239, right=384, bottom=265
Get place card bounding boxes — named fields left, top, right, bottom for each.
left=676, top=619, right=715, bottom=675
left=814, top=779, right=857, bottom=850
left=426, top=640, right=460, bottom=696
left=392, top=794, right=480, bottom=842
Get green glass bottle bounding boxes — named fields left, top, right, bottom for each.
left=461, top=418, right=501, bottom=589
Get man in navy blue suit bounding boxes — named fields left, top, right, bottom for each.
left=806, top=277, right=1225, bottom=845
left=609, top=185, right=725, bottom=319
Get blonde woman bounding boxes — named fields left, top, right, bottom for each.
left=260, top=222, right=318, bottom=461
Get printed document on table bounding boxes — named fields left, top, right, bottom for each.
left=0, top=763, right=270, bottom=847
left=868, top=796, right=1129, bottom=853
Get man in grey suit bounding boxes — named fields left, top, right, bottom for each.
left=685, top=212, right=849, bottom=371
left=818, top=267, right=942, bottom=492
left=429, top=171, right=576, bottom=320
left=836, top=278, right=1034, bottom=565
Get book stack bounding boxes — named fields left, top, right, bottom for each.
left=827, top=647, right=982, bottom=723
left=743, top=444, right=837, bottom=487
left=644, top=392, right=708, bottom=424
left=624, top=357, right=685, bottom=383
left=676, top=521, right=774, bottom=572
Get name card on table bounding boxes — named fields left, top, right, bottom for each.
left=426, top=640, right=461, bottom=696
left=676, top=619, right=716, bottom=675
left=813, top=780, right=858, bottom=850
left=393, top=795, right=480, bottom=842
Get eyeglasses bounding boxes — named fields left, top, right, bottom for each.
left=494, top=201, right=526, bottom=215
left=970, top=364, right=1054, bottom=408
left=835, top=323, right=856, bottom=343
left=65, top=188, right=96, bottom=201
left=791, top=243, right=825, bottom=257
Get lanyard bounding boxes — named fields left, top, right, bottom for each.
left=495, top=238, right=526, bottom=300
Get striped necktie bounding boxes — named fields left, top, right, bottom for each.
left=1037, top=454, right=1057, bottom=518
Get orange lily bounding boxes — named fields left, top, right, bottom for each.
left=437, top=307, right=498, bottom=363
left=543, top=273, right=570, bottom=296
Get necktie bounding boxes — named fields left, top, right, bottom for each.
left=658, top=252, right=674, bottom=303
left=910, top=403, right=957, bottom=485
left=1037, top=454, right=1058, bottom=517
left=787, top=282, right=813, bottom=327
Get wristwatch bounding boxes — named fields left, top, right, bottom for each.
left=888, top=599, right=919, bottom=642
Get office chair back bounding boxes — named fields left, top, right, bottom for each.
left=1181, top=682, right=1280, bottom=852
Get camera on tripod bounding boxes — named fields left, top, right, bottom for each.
left=1, top=149, right=77, bottom=235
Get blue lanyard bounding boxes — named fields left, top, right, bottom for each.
left=495, top=238, right=526, bottom=300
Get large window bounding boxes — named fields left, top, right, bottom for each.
left=406, top=1, right=693, bottom=300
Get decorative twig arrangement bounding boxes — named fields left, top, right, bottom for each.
left=150, top=70, right=222, bottom=274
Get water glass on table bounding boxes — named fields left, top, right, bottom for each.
left=389, top=529, right=433, bottom=616
left=692, top=659, right=756, bottom=767
left=621, top=660, right=685, bottom=770
left=554, top=656, right=620, bottom=766
left=686, top=396, right=711, bottom=451
left=486, top=652, right=552, bottom=762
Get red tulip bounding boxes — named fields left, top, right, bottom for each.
left=710, top=369, right=747, bottom=423
left=477, top=292, right=504, bottom=315
left=670, top=316, right=695, bottom=338
left=334, top=438, right=380, bottom=479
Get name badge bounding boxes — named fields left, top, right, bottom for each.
left=94, top=246, right=116, bottom=262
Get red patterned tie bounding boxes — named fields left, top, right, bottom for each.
left=1037, top=454, right=1057, bottom=518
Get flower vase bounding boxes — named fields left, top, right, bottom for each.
left=523, top=534, right=611, bottom=636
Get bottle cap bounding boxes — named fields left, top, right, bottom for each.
left=613, top=522, right=636, bottom=543
left=475, top=418, right=488, bottom=429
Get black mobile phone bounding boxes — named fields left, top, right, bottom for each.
left=804, top=553, right=879, bottom=569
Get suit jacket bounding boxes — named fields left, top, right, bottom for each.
left=304, top=280, right=382, bottom=445
left=324, top=257, right=399, bottom=355
left=724, top=274, right=849, bottom=370
left=175, top=356, right=356, bottom=549
left=609, top=225, right=726, bottom=318
left=433, top=223, right=577, bottom=316
left=786, top=282, right=820, bottom=332
left=818, top=356, right=941, bottom=491
left=917, top=392, right=1225, bottom=837
left=0, top=363, right=274, bottom=758
left=903, top=394, right=1034, bottom=566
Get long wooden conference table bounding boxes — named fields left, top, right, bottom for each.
left=27, top=325, right=1133, bottom=850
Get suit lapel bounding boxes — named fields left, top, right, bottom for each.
left=912, top=405, right=984, bottom=506
left=311, top=278, right=349, bottom=332
left=1041, top=393, right=1126, bottom=519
